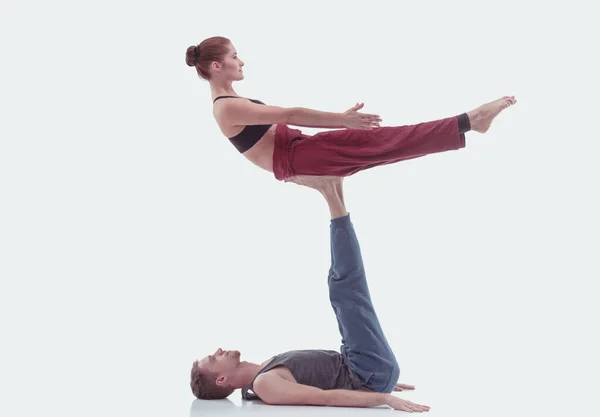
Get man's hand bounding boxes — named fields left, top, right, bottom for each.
left=386, top=395, right=430, bottom=413
left=394, top=383, right=416, bottom=392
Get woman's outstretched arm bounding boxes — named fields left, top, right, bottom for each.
left=215, top=99, right=381, bottom=130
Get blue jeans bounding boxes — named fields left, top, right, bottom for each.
left=328, top=214, right=400, bottom=393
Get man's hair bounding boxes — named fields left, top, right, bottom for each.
left=190, top=361, right=235, bottom=400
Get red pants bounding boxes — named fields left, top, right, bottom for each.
left=272, top=115, right=466, bottom=181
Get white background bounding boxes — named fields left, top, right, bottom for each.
left=1, top=1, right=598, bottom=416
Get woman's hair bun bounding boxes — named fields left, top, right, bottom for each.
left=185, top=45, right=200, bottom=67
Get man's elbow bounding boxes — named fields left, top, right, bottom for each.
left=261, top=392, right=330, bottom=407
left=320, top=390, right=337, bottom=407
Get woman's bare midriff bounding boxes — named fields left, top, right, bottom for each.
left=239, top=124, right=278, bottom=173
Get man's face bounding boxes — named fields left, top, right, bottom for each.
left=195, top=348, right=241, bottom=378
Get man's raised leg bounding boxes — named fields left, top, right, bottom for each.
left=287, top=175, right=400, bottom=393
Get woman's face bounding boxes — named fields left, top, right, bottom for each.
left=216, top=43, right=245, bottom=81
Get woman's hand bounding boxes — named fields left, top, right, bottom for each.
left=342, top=103, right=382, bottom=129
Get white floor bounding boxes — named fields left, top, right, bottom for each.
left=188, top=378, right=593, bottom=416
left=190, top=396, right=395, bottom=416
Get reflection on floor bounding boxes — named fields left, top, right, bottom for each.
left=189, top=392, right=395, bottom=416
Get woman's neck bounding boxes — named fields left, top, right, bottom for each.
left=210, top=81, right=237, bottom=100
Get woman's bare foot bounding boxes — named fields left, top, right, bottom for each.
left=286, top=175, right=343, bottom=193
left=467, top=96, right=517, bottom=133
left=286, top=175, right=347, bottom=218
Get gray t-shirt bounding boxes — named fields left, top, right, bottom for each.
left=241, top=349, right=364, bottom=401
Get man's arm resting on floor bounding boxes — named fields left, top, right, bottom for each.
left=253, top=373, right=391, bottom=408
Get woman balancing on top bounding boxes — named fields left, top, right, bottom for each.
left=185, top=36, right=517, bottom=183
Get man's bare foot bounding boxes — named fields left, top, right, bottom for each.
left=467, top=96, right=517, bottom=133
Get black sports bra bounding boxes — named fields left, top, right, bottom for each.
left=213, top=95, right=273, bottom=153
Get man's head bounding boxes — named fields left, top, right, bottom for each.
left=190, top=348, right=242, bottom=399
